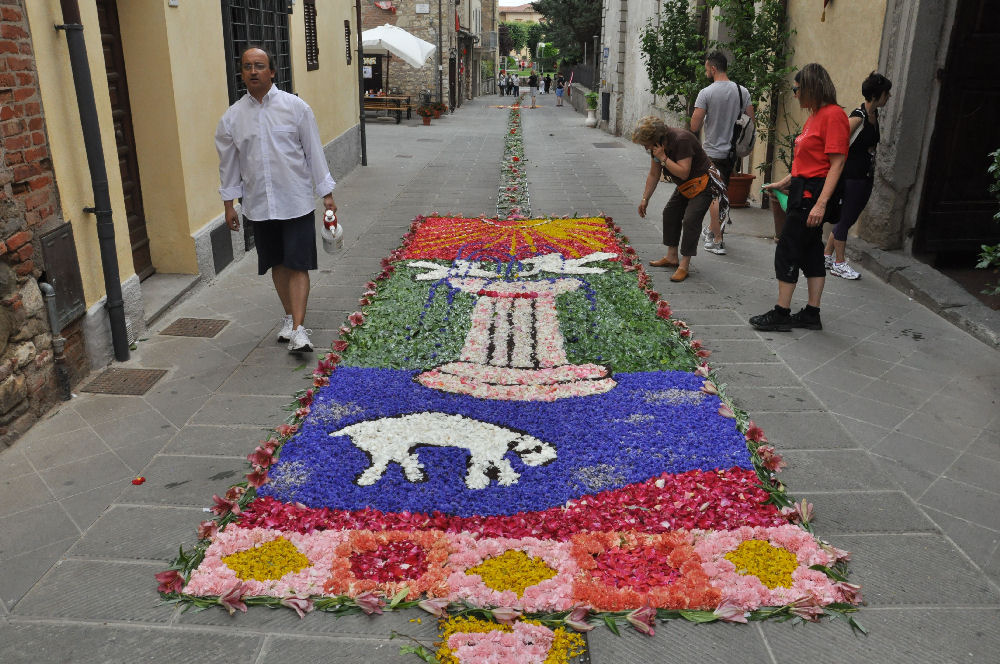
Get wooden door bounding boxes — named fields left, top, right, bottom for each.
left=96, top=0, right=153, bottom=279
left=916, top=0, right=1000, bottom=253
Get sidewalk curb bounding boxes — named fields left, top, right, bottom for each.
left=849, top=238, right=1000, bottom=349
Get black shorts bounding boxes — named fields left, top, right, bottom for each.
left=774, top=178, right=828, bottom=282
left=249, top=211, right=318, bottom=275
left=709, top=155, right=735, bottom=186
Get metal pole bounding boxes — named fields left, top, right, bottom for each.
left=56, top=0, right=129, bottom=362
left=437, top=0, right=443, bottom=103
left=355, top=0, right=367, bottom=166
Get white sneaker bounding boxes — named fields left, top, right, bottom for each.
left=287, top=326, right=314, bottom=352
left=824, top=254, right=835, bottom=270
left=701, top=227, right=713, bottom=244
left=704, top=239, right=727, bottom=255
left=830, top=261, right=861, bottom=280
left=277, top=315, right=294, bottom=342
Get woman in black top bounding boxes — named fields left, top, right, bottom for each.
left=824, top=71, right=892, bottom=280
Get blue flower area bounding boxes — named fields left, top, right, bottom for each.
left=260, top=367, right=751, bottom=517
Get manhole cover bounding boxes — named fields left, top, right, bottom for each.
left=159, top=318, right=230, bottom=338
left=82, top=368, right=168, bottom=396
left=416, top=138, right=442, bottom=142
left=593, top=142, right=625, bottom=149
left=394, top=154, right=413, bottom=158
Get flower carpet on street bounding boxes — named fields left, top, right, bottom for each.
left=161, top=213, right=863, bottom=659
left=160, top=106, right=862, bottom=662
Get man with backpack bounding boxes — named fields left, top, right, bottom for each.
left=690, top=51, right=755, bottom=255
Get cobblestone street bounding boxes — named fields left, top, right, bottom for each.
left=1, top=94, right=998, bottom=663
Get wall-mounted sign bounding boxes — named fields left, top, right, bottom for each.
left=416, top=3, right=430, bottom=13
left=363, top=66, right=373, bottom=79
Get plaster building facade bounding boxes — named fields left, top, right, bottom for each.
left=0, top=0, right=361, bottom=444
left=596, top=0, right=999, bottom=260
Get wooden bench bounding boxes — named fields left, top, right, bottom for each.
left=362, top=96, right=412, bottom=124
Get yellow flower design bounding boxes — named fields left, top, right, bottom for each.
left=466, top=549, right=557, bottom=597
left=436, top=616, right=586, bottom=664
left=724, top=539, right=799, bottom=589
left=222, top=537, right=311, bottom=582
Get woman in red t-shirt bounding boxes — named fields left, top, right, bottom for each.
left=751, top=63, right=849, bottom=331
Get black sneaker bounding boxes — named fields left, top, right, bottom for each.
left=789, top=307, right=822, bottom=330
left=749, top=306, right=792, bottom=331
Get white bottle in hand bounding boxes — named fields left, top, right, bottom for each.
left=321, top=209, right=343, bottom=254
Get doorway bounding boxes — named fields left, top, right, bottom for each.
left=96, top=0, right=153, bottom=280
left=915, top=0, right=1000, bottom=254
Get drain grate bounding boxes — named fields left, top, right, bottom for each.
left=159, top=318, right=230, bottom=338
left=593, top=142, right=625, bottom=149
left=82, top=368, right=168, bottom=396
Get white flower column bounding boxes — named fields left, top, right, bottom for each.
left=416, top=276, right=616, bottom=400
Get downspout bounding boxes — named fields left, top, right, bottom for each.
left=355, top=0, right=367, bottom=166
left=437, top=0, right=443, bottom=103
left=55, top=0, right=129, bottom=362
left=38, top=282, right=72, bottom=401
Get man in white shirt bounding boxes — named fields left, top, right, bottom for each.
left=216, top=46, right=336, bottom=353
left=690, top=51, right=754, bottom=256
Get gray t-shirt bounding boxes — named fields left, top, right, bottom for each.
left=694, top=80, right=750, bottom=159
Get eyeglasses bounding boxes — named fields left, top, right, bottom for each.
left=792, top=86, right=799, bottom=95
left=242, top=62, right=270, bottom=72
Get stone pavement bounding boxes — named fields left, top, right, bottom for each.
left=1, top=93, right=998, bottom=663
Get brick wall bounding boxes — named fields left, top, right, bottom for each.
left=0, top=1, right=89, bottom=447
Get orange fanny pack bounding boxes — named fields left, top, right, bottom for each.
left=677, top=173, right=709, bottom=198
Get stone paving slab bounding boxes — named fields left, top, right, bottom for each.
left=760, top=608, right=1000, bottom=664
left=834, top=534, right=998, bottom=606
left=0, top=622, right=264, bottom=664
left=69, top=505, right=205, bottom=561
left=12, top=559, right=171, bottom=622
left=586, top=620, right=772, bottom=663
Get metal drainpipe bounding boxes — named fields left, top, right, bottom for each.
left=355, top=0, right=367, bottom=166
left=38, top=282, right=72, bottom=401
left=55, top=0, right=129, bottom=362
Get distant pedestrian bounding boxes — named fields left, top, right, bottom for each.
left=823, top=71, right=892, bottom=280
left=753, top=63, right=848, bottom=332
left=512, top=74, right=520, bottom=97
left=555, top=74, right=565, bottom=106
left=544, top=74, right=551, bottom=94
left=216, top=46, right=336, bottom=353
left=633, top=116, right=728, bottom=283
left=528, top=71, right=539, bottom=107
left=689, top=51, right=754, bottom=256
left=498, top=71, right=506, bottom=96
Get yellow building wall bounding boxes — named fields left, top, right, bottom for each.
left=752, top=0, right=887, bottom=183
left=25, top=1, right=136, bottom=306
left=291, top=0, right=360, bottom=149
left=117, top=0, right=204, bottom=274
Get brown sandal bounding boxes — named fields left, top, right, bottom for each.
left=650, top=256, right=679, bottom=268
left=669, top=267, right=689, bottom=282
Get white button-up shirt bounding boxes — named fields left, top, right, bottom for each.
left=215, top=85, right=336, bottom=221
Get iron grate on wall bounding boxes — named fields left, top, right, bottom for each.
left=159, top=318, right=230, bottom=338
left=81, top=368, right=168, bottom=396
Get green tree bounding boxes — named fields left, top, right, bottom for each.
left=525, top=21, right=546, bottom=59
left=640, top=0, right=707, bottom=120
left=531, top=0, right=602, bottom=65
left=711, top=0, right=795, bottom=134
left=499, top=21, right=528, bottom=57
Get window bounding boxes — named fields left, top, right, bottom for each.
left=221, top=0, right=293, bottom=104
left=304, top=0, right=319, bottom=71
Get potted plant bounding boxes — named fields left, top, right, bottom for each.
left=416, top=105, right=434, bottom=125
left=431, top=101, right=447, bottom=118
left=584, top=91, right=599, bottom=127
